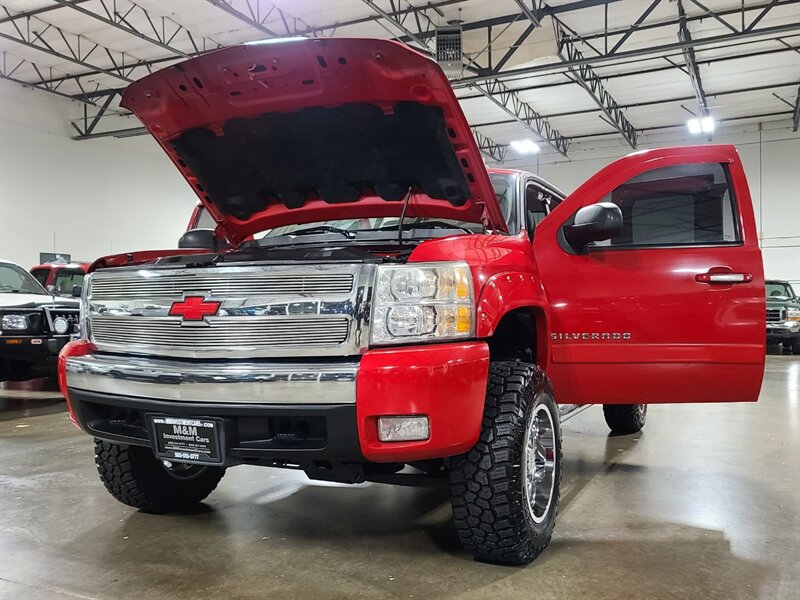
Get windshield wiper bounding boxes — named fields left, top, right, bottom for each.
left=284, top=226, right=355, bottom=239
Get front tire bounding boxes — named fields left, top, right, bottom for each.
left=450, top=361, right=562, bottom=565
left=791, top=337, right=800, bottom=355
left=95, top=439, right=225, bottom=513
left=603, top=404, right=647, bottom=434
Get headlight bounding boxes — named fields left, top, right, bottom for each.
left=1, top=314, right=29, bottom=330
left=371, top=262, right=473, bottom=345
left=788, top=308, right=800, bottom=321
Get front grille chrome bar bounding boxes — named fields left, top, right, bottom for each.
left=90, top=272, right=354, bottom=299
left=90, top=316, right=349, bottom=348
left=766, top=308, right=786, bottom=323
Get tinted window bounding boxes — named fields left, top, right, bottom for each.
left=524, top=181, right=561, bottom=235
left=592, top=163, right=739, bottom=248
left=31, top=268, right=49, bottom=286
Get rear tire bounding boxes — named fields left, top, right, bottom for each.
left=603, top=404, right=647, bottom=434
left=95, top=439, right=225, bottom=513
left=450, top=361, right=562, bottom=565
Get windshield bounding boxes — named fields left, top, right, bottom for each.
left=251, top=175, right=516, bottom=240
left=259, top=217, right=482, bottom=239
left=766, top=282, right=795, bottom=298
left=0, top=263, right=47, bottom=295
left=54, top=269, right=85, bottom=296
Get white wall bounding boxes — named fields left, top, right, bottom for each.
left=0, top=81, right=197, bottom=269
left=508, top=123, right=800, bottom=286
left=1, top=80, right=798, bottom=285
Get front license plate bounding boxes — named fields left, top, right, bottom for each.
left=147, top=415, right=224, bottom=465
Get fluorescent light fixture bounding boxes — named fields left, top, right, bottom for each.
left=510, top=139, right=540, bottom=154
left=245, top=37, right=306, bottom=45
left=687, top=116, right=715, bottom=135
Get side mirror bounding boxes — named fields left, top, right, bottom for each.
left=46, top=284, right=58, bottom=295
left=178, top=228, right=218, bottom=250
left=563, top=202, right=623, bottom=249
left=72, top=285, right=82, bottom=298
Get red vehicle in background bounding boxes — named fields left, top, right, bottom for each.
left=30, top=261, right=89, bottom=297
left=58, top=38, right=765, bottom=565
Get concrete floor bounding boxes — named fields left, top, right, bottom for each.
left=1, top=356, right=798, bottom=600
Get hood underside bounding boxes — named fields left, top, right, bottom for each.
left=121, top=38, right=505, bottom=243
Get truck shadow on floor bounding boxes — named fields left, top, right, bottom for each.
left=558, top=431, right=644, bottom=514
left=87, top=487, right=778, bottom=600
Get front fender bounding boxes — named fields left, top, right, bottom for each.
left=476, top=271, right=552, bottom=367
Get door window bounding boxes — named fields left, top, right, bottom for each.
left=525, top=182, right=561, bottom=235
left=591, top=163, right=739, bottom=248
left=490, top=173, right=518, bottom=232
left=195, top=207, right=216, bottom=229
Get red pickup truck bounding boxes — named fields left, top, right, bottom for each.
left=59, top=38, right=765, bottom=565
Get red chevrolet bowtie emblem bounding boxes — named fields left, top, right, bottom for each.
left=168, top=296, right=221, bottom=321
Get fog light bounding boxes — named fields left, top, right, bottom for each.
left=53, top=317, right=69, bottom=335
left=377, top=416, right=430, bottom=442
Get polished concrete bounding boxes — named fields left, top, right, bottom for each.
left=1, top=356, right=798, bottom=600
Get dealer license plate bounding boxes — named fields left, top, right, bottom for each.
left=147, top=415, right=224, bottom=465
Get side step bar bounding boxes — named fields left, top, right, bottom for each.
left=558, top=404, right=593, bottom=423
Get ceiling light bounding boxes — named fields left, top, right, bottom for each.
left=510, top=139, right=540, bottom=154
left=245, top=37, right=306, bottom=45
left=687, top=116, right=715, bottom=135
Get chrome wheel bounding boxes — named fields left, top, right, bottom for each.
left=523, top=399, right=557, bottom=524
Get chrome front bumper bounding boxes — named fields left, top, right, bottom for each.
left=65, top=353, right=358, bottom=404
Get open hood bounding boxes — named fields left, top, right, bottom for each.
left=121, top=38, right=505, bottom=243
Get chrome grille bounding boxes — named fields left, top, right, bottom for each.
left=90, top=272, right=354, bottom=299
left=86, top=264, right=373, bottom=359
left=90, top=316, right=349, bottom=348
left=766, top=308, right=786, bottom=323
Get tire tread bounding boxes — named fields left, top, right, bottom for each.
left=95, top=439, right=225, bottom=513
left=450, top=361, right=562, bottom=564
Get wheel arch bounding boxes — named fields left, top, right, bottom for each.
left=476, top=271, right=551, bottom=368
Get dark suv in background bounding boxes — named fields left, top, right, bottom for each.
left=766, top=280, right=800, bottom=354
left=0, top=260, right=80, bottom=380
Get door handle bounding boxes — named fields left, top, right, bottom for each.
left=695, top=270, right=753, bottom=284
